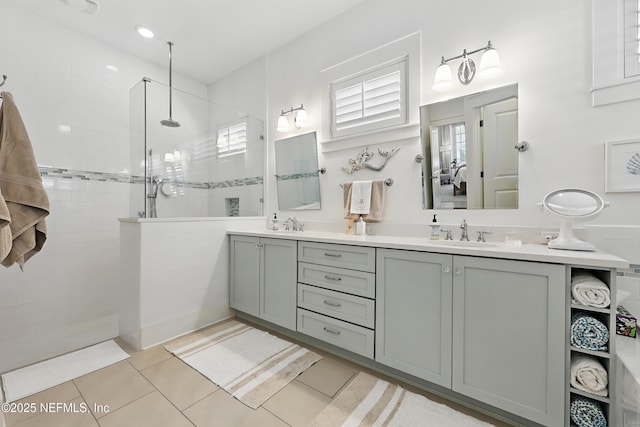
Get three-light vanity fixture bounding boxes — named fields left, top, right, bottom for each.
left=276, top=104, right=308, bottom=132
left=433, top=41, right=501, bottom=91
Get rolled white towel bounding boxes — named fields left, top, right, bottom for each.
left=570, top=354, right=608, bottom=397
left=571, top=272, right=610, bottom=308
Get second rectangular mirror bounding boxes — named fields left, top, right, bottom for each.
left=275, top=131, right=321, bottom=210
left=420, top=84, right=519, bottom=209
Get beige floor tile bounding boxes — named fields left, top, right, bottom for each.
left=97, top=391, right=192, bottom=427
left=184, top=389, right=288, bottom=427
left=73, top=361, right=154, bottom=418
left=11, top=397, right=98, bottom=427
left=5, top=381, right=81, bottom=426
left=296, top=358, right=356, bottom=398
left=127, top=345, right=173, bottom=371
left=140, top=357, right=218, bottom=410
left=262, top=380, right=331, bottom=427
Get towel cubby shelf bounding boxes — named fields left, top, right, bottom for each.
left=567, top=266, right=616, bottom=427
left=570, top=303, right=611, bottom=314
left=570, top=387, right=611, bottom=404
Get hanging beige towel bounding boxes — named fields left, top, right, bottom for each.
left=343, top=179, right=386, bottom=222
left=0, top=187, right=11, bottom=262
left=0, top=92, right=49, bottom=269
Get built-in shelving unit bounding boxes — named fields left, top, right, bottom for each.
left=567, top=267, right=616, bottom=427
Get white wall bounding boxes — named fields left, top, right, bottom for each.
left=0, top=2, right=207, bottom=373
left=211, top=0, right=640, bottom=230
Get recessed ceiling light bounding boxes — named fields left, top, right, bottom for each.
left=105, top=64, right=118, bottom=72
left=135, top=26, right=154, bottom=39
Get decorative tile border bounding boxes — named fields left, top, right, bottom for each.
left=275, top=172, right=320, bottom=182
left=38, top=166, right=263, bottom=189
left=619, top=265, right=640, bottom=278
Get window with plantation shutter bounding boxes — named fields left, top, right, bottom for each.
left=624, top=0, right=640, bottom=78
left=330, top=58, right=407, bottom=138
left=217, top=121, right=247, bottom=157
left=593, top=0, right=640, bottom=105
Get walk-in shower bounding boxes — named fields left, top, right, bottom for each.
left=129, top=78, right=264, bottom=218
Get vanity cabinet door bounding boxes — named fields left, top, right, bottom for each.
left=375, top=248, right=453, bottom=388
left=260, top=238, right=297, bottom=330
left=229, top=235, right=297, bottom=330
left=229, top=235, right=260, bottom=317
left=451, top=256, right=565, bottom=426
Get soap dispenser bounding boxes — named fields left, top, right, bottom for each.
left=429, top=214, right=440, bottom=240
left=271, top=213, right=279, bottom=231
left=356, top=216, right=366, bottom=235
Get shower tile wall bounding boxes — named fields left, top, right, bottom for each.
left=0, top=3, right=208, bottom=374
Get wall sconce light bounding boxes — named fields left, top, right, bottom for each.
left=277, top=104, right=308, bottom=132
left=433, top=41, right=501, bottom=91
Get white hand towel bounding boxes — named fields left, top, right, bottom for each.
left=571, top=272, right=611, bottom=308
left=570, top=354, right=608, bottom=397
left=350, top=180, right=372, bottom=215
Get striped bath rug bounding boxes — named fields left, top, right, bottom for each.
left=309, top=372, right=495, bottom=427
left=165, top=320, right=321, bottom=409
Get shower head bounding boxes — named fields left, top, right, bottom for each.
left=160, top=118, right=181, bottom=127
left=161, top=41, right=181, bottom=128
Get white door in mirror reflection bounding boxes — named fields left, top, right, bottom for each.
left=482, top=97, right=518, bottom=209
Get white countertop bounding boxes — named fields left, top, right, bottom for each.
left=227, top=229, right=629, bottom=269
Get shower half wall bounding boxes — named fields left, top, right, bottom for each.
left=129, top=78, right=264, bottom=218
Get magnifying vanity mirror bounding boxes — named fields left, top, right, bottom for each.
left=420, top=84, right=518, bottom=209
left=539, top=188, right=609, bottom=251
left=274, top=131, right=321, bottom=210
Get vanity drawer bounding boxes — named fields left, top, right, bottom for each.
left=298, top=241, right=375, bottom=273
left=298, top=262, right=375, bottom=298
left=297, top=284, right=375, bottom=328
left=297, top=308, right=374, bottom=358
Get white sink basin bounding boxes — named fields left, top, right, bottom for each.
left=428, top=240, right=500, bottom=248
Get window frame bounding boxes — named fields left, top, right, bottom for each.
left=329, top=57, right=408, bottom=139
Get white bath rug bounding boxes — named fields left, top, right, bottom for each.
left=309, top=372, right=495, bottom=427
left=1, top=340, right=129, bottom=403
left=165, top=320, right=322, bottom=409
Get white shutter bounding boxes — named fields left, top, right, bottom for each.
left=331, top=58, right=407, bottom=138
left=217, top=121, right=247, bottom=157
left=624, top=0, right=640, bottom=77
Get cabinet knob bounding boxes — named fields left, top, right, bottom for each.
left=454, top=267, right=462, bottom=275
left=442, top=265, right=451, bottom=273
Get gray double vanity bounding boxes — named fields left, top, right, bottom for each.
left=228, top=228, right=627, bottom=426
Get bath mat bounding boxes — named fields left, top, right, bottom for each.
left=309, top=372, right=494, bottom=427
left=165, top=320, right=322, bottom=409
left=1, top=340, right=129, bottom=403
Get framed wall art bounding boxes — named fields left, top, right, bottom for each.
left=605, top=139, right=640, bottom=192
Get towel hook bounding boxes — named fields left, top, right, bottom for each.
left=0, top=75, right=6, bottom=88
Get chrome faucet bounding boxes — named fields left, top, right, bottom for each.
left=459, top=219, right=469, bottom=241
left=287, top=217, right=299, bottom=231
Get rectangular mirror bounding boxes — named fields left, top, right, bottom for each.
left=420, top=84, right=518, bottom=209
left=275, top=131, right=321, bottom=210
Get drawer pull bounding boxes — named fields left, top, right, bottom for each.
left=323, top=252, right=342, bottom=258
left=323, top=300, right=342, bottom=308
left=324, top=275, right=342, bottom=282
left=323, top=326, right=341, bottom=335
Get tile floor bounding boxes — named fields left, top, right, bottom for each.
left=3, top=319, right=513, bottom=427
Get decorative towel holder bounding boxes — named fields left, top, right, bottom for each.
left=341, top=146, right=401, bottom=174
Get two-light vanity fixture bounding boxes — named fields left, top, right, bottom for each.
left=277, top=104, right=308, bottom=132
left=433, top=41, right=501, bottom=91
